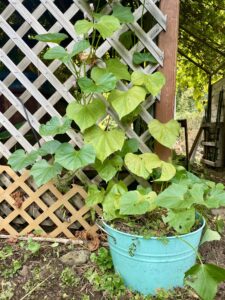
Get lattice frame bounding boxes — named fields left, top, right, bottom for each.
left=0, top=0, right=166, bottom=237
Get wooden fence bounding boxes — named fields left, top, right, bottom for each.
left=0, top=0, right=170, bottom=238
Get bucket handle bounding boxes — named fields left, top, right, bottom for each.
left=96, top=218, right=117, bottom=244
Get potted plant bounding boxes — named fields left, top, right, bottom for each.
left=7, top=3, right=225, bottom=299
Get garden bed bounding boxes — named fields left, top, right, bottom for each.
left=0, top=230, right=225, bottom=300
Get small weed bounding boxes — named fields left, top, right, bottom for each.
left=27, top=238, right=41, bottom=254
left=90, top=247, right=113, bottom=272
left=60, top=267, right=79, bottom=287
left=2, top=260, right=22, bottom=279
left=0, top=246, right=13, bottom=260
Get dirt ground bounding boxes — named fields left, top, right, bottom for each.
left=0, top=230, right=225, bottom=300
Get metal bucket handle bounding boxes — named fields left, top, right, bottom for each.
left=96, top=218, right=117, bottom=244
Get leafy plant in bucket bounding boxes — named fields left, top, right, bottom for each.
left=7, top=2, right=225, bottom=299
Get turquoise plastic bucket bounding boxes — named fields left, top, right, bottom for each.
left=102, top=219, right=205, bottom=295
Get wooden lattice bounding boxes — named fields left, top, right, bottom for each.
left=0, top=0, right=166, bottom=237
left=0, top=165, right=101, bottom=238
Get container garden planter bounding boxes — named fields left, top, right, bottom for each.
left=99, top=218, right=205, bottom=295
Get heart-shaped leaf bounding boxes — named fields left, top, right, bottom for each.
left=43, top=46, right=70, bottom=62
left=108, top=86, right=146, bottom=119
left=30, top=160, right=62, bottom=186
left=94, top=155, right=123, bottom=182
left=125, top=153, right=161, bottom=179
left=66, top=99, right=106, bottom=132
left=84, top=125, right=125, bottom=162
left=8, top=149, right=39, bottom=171
left=185, top=264, right=225, bottom=300
left=78, top=67, right=117, bottom=93
left=38, top=140, right=61, bottom=155
left=112, top=4, right=134, bottom=23
left=74, top=19, right=93, bottom=35
left=105, top=58, right=131, bottom=81
left=155, top=161, right=176, bottom=182
left=34, top=33, right=68, bottom=44
left=133, top=52, right=158, bottom=65
left=163, top=208, right=195, bottom=234
left=131, top=71, right=166, bottom=96
left=148, top=119, right=180, bottom=149
left=95, top=15, right=121, bottom=39
left=55, top=144, right=96, bottom=171
left=120, top=190, right=157, bottom=215
left=39, top=116, right=71, bottom=136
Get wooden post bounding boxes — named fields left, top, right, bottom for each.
left=155, top=0, right=180, bottom=161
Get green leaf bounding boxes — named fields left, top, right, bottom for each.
left=125, top=153, right=162, bottom=180
left=120, top=191, right=157, bottom=215
left=94, top=155, right=123, bottom=182
left=27, top=238, right=41, bottom=254
left=84, top=125, right=125, bottom=162
left=156, top=183, right=188, bottom=209
left=133, top=52, right=158, bottom=65
left=189, top=183, right=205, bottom=205
left=86, top=185, right=105, bottom=207
left=205, top=184, right=225, bottom=208
left=105, top=58, right=131, bottom=81
left=148, top=119, right=180, bottom=149
left=66, top=99, right=106, bottom=132
left=185, top=264, right=225, bottom=300
left=55, top=144, right=96, bottom=171
left=108, top=86, right=146, bottom=119
left=39, top=116, right=72, bottom=136
left=78, top=68, right=117, bottom=93
left=103, top=181, right=127, bottom=221
left=43, top=46, right=70, bottom=62
left=163, top=208, right=195, bottom=234
left=95, top=15, right=121, bottom=39
left=120, top=138, right=139, bottom=157
left=200, top=228, right=221, bottom=245
left=74, top=19, right=93, bottom=35
left=112, top=4, right=134, bottom=23
left=30, top=160, right=62, bottom=186
left=155, top=161, right=176, bottom=182
left=8, top=149, right=39, bottom=171
left=34, top=33, right=68, bottom=44
left=131, top=71, right=166, bottom=96
left=71, top=40, right=90, bottom=57
left=38, top=140, right=61, bottom=155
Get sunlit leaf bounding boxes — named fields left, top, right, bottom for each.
left=148, top=119, right=180, bottom=149
left=86, top=185, right=105, bottom=207
left=131, top=71, right=166, bottom=96
left=84, top=125, right=125, bottom=162
left=66, top=99, right=106, bottom=132
left=95, top=15, right=121, bottom=39
left=43, top=46, right=70, bottom=62
left=74, top=19, right=93, bottom=35
left=108, top=86, right=146, bottom=119
left=105, top=58, right=131, bottom=81
left=38, top=140, right=61, bottom=155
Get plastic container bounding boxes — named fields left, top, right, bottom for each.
left=102, top=218, right=205, bottom=295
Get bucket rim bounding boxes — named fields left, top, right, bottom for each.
left=102, top=216, right=206, bottom=240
